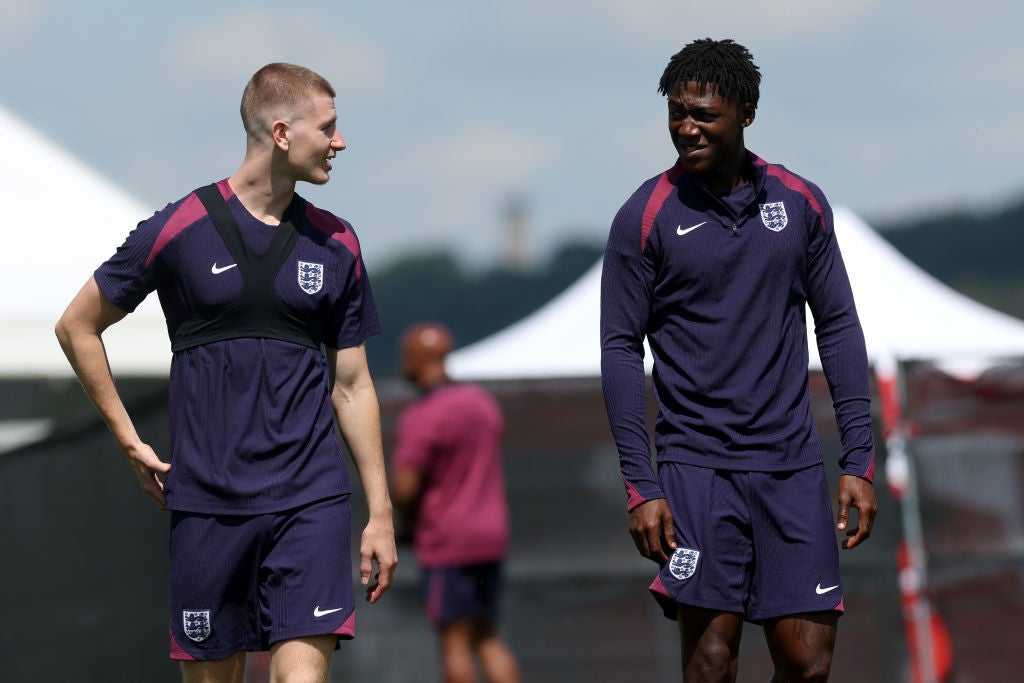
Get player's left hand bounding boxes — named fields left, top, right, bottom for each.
left=836, top=474, right=877, bottom=549
left=360, top=515, right=397, bottom=603
left=629, top=498, right=677, bottom=564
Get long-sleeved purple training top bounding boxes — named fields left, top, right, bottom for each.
left=601, top=151, right=874, bottom=512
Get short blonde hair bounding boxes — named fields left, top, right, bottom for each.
left=240, top=63, right=336, bottom=138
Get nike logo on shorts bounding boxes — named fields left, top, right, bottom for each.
left=313, top=605, right=344, bottom=617
left=815, top=583, right=839, bottom=595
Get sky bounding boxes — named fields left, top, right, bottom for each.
left=2, top=0, right=1022, bottom=269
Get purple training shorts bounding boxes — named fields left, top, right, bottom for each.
left=422, top=561, right=504, bottom=628
left=649, top=463, right=844, bottom=623
left=169, top=495, right=354, bottom=661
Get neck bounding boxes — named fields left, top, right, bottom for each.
left=702, top=150, right=749, bottom=195
left=417, top=368, right=450, bottom=391
left=228, top=158, right=296, bottom=225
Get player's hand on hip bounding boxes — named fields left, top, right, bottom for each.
left=360, top=516, right=398, bottom=604
left=123, top=442, right=171, bottom=510
left=836, top=474, right=877, bottom=550
left=629, top=498, right=677, bottom=564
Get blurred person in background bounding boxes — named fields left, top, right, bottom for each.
left=391, top=322, right=520, bottom=683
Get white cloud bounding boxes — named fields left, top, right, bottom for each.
left=0, top=0, right=49, bottom=50
left=500, top=0, right=884, bottom=45
left=401, top=124, right=562, bottom=179
left=908, top=0, right=1023, bottom=37
left=166, top=7, right=397, bottom=100
left=595, top=0, right=882, bottom=41
left=942, top=41, right=1024, bottom=95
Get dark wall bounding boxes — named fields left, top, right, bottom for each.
left=0, top=388, right=179, bottom=682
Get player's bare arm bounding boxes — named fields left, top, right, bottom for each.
left=389, top=465, right=423, bottom=528
left=327, top=343, right=397, bottom=603
left=55, top=277, right=171, bottom=508
left=835, top=474, right=877, bottom=549
left=629, top=498, right=678, bottom=564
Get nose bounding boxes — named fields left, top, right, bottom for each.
left=332, top=131, right=346, bottom=151
left=676, top=117, right=699, bottom=139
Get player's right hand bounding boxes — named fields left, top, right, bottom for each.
left=629, top=498, right=677, bottom=564
left=124, top=442, right=171, bottom=510
left=360, top=516, right=398, bottom=604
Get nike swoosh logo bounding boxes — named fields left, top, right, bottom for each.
left=676, top=222, right=706, bottom=236
left=211, top=263, right=238, bottom=274
left=313, top=606, right=344, bottom=618
left=815, top=583, right=839, bottom=595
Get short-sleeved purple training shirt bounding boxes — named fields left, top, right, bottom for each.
left=94, top=179, right=380, bottom=514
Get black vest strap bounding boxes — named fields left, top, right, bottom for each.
left=168, top=184, right=324, bottom=352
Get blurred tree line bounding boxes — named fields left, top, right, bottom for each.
left=365, top=240, right=603, bottom=377
left=365, top=196, right=1024, bottom=378
left=876, top=197, right=1024, bottom=324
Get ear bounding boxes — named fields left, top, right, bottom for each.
left=271, top=119, right=290, bottom=151
left=741, top=103, right=755, bottom=128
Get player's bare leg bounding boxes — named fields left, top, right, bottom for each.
left=268, top=635, right=335, bottom=683
left=472, top=620, right=520, bottom=683
left=440, top=619, right=480, bottom=683
left=180, top=651, right=246, bottom=683
left=678, top=605, right=743, bottom=682
left=762, top=611, right=836, bottom=682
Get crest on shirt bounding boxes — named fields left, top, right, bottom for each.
left=668, top=547, right=700, bottom=581
left=297, top=261, right=324, bottom=295
left=759, top=201, right=788, bottom=232
left=183, top=609, right=212, bottom=642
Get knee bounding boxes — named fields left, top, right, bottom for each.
left=776, top=651, right=833, bottom=682
left=268, top=636, right=334, bottom=683
left=272, top=663, right=331, bottom=683
left=442, top=656, right=478, bottom=683
left=680, top=608, right=743, bottom=680
left=765, top=612, right=837, bottom=682
left=272, top=669, right=327, bottom=683
left=688, top=640, right=739, bottom=680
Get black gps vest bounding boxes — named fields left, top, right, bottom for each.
left=168, top=184, right=324, bottom=352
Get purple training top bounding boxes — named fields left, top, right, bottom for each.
left=601, top=152, right=875, bottom=512
left=94, top=179, right=379, bottom=514
left=391, top=383, right=510, bottom=568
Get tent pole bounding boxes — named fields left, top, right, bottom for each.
left=887, top=359, right=938, bottom=683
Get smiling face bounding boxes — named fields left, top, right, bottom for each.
left=667, top=81, right=754, bottom=193
left=277, top=91, right=346, bottom=185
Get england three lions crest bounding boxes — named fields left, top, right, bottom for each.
left=183, top=609, right=211, bottom=642
left=298, top=261, right=324, bottom=295
left=759, top=202, right=788, bottom=232
left=668, top=547, right=700, bottom=581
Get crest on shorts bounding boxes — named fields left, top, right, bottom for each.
left=298, top=261, right=324, bottom=294
left=759, top=202, right=788, bottom=232
left=668, top=547, right=701, bottom=581
left=183, top=609, right=212, bottom=642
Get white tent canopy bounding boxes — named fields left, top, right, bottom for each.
left=0, top=107, right=170, bottom=378
left=448, top=207, right=1024, bottom=380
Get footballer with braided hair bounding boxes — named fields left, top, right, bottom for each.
left=601, top=38, right=877, bottom=681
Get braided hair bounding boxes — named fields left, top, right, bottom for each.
left=658, top=38, right=761, bottom=108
